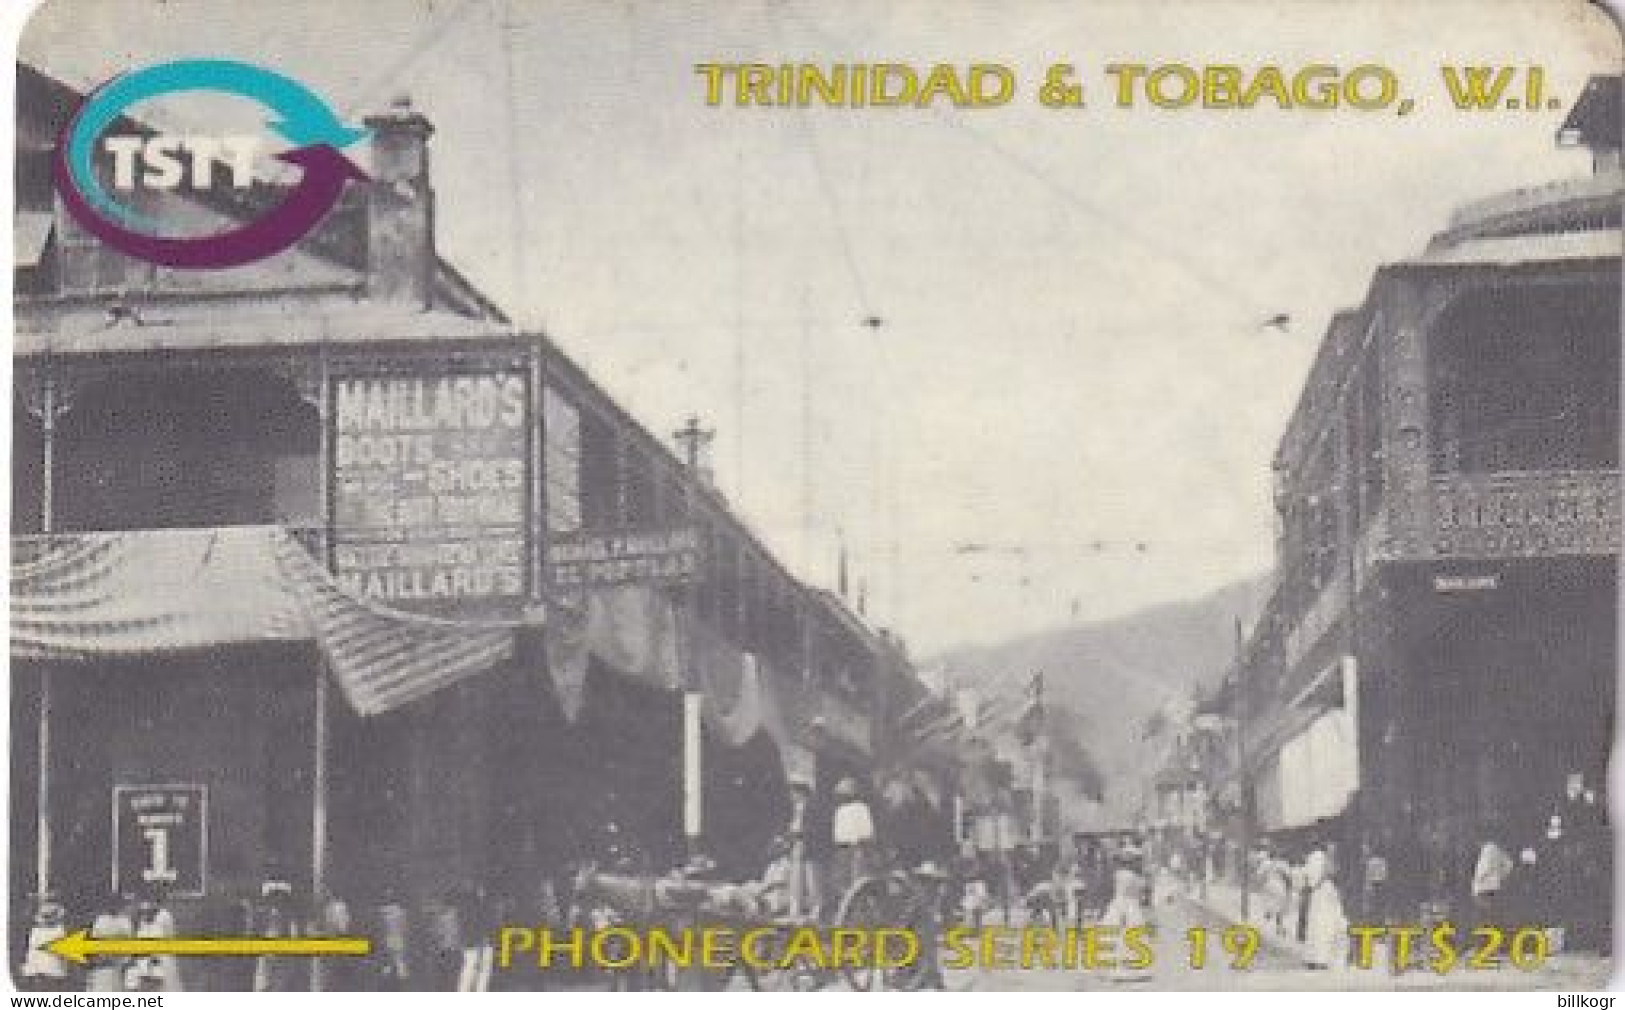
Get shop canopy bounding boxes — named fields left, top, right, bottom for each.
left=14, top=526, right=794, bottom=747
left=545, top=581, right=796, bottom=752
left=11, top=526, right=513, bottom=717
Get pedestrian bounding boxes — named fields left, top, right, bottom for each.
left=1263, top=855, right=1291, bottom=935
left=252, top=879, right=306, bottom=992
left=1361, top=841, right=1389, bottom=924
left=1470, top=828, right=1514, bottom=934
left=754, top=834, right=796, bottom=917
left=1541, top=813, right=1577, bottom=951
left=1057, top=836, right=1090, bottom=926
left=782, top=779, right=824, bottom=919
left=1561, top=776, right=1607, bottom=952
left=126, top=894, right=182, bottom=991
left=1506, top=845, right=1544, bottom=938
left=832, top=778, right=877, bottom=901
left=1303, top=849, right=1349, bottom=970
left=956, top=840, right=989, bottom=928
left=456, top=888, right=496, bottom=992
left=17, top=895, right=69, bottom=991
left=912, top=860, right=952, bottom=990
left=1099, top=842, right=1152, bottom=983
left=880, top=776, right=926, bottom=869
left=314, top=897, right=365, bottom=992
left=425, top=897, right=463, bottom=990
left=1285, top=857, right=1307, bottom=942
left=372, top=895, right=412, bottom=990
left=85, top=895, right=135, bottom=992
left=1100, top=842, right=1148, bottom=928
left=201, top=892, right=256, bottom=991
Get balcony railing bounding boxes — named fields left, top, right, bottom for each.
left=1442, top=170, right=1624, bottom=242
left=1429, top=468, right=1620, bottom=559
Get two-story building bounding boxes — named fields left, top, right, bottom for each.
left=10, top=61, right=907, bottom=986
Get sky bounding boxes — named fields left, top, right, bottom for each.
left=17, top=0, right=1622, bottom=654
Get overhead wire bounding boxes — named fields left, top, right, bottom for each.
left=773, top=0, right=1274, bottom=324
left=337, top=0, right=486, bottom=120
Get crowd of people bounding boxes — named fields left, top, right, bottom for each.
left=16, top=878, right=519, bottom=992
left=15, top=770, right=1611, bottom=989
left=1467, top=772, right=1611, bottom=954
left=1248, top=843, right=1350, bottom=969
left=1235, top=770, right=1612, bottom=970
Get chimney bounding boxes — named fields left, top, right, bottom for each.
left=363, top=95, right=435, bottom=309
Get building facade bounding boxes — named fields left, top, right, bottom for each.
left=10, top=62, right=930, bottom=987
left=1221, top=76, right=1620, bottom=930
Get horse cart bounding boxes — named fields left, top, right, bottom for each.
left=571, top=860, right=946, bottom=991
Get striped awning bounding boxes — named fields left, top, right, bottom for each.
left=11, top=526, right=513, bottom=716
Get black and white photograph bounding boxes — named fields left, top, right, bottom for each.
left=5, top=0, right=1622, bottom=993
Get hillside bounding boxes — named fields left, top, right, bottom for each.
left=933, top=575, right=1270, bottom=821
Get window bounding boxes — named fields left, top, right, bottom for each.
left=1430, top=283, right=1620, bottom=473
left=620, top=443, right=657, bottom=527
left=578, top=409, right=619, bottom=531
left=53, top=370, right=318, bottom=531
left=542, top=385, right=583, bottom=535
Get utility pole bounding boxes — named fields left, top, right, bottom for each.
left=35, top=367, right=57, bottom=907
left=1028, top=671, right=1047, bottom=843
left=673, top=416, right=714, bottom=858
left=1235, top=616, right=1251, bottom=921
left=674, top=415, right=714, bottom=474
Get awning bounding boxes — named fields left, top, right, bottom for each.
left=694, top=620, right=791, bottom=750
left=545, top=582, right=793, bottom=750
left=13, top=212, right=53, bottom=268
left=11, top=526, right=513, bottom=717
left=1256, top=708, right=1358, bottom=832
left=539, top=582, right=679, bottom=720
left=12, top=528, right=308, bottom=657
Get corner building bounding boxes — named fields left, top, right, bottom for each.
left=10, top=63, right=920, bottom=988
left=1223, top=76, right=1619, bottom=932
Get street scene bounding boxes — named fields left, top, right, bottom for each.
left=8, top=0, right=1622, bottom=994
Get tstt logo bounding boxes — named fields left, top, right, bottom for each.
left=103, top=133, right=262, bottom=192
left=54, top=58, right=369, bottom=269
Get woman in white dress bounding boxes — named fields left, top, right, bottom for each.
left=19, top=897, right=69, bottom=990
left=1303, top=850, right=1349, bottom=970
left=1099, top=843, right=1153, bottom=983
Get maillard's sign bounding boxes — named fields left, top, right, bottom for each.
left=330, top=364, right=531, bottom=615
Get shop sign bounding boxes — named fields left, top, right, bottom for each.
left=112, top=784, right=206, bottom=897
left=330, top=362, right=532, bottom=616
left=1433, top=572, right=1500, bottom=593
left=546, top=528, right=702, bottom=588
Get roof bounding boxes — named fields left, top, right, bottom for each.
left=1438, top=169, right=1623, bottom=246
left=1560, top=75, right=1622, bottom=150
left=15, top=306, right=515, bottom=356
left=1411, top=226, right=1623, bottom=267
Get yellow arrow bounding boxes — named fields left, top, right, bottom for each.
left=46, top=929, right=371, bottom=965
